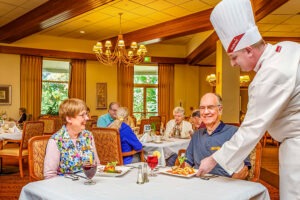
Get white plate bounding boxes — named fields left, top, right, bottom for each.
left=96, top=166, right=131, bottom=177
left=159, top=167, right=196, bottom=178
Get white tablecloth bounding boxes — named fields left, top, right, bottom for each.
left=142, top=138, right=190, bottom=166
left=0, top=128, right=22, bottom=141
left=19, top=167, right=270, bottom=200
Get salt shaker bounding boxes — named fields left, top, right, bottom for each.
left=143, top=163, right=149, bottom=183
left=136, top=165, right=144, bottom=184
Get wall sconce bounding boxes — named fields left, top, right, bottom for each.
left=206, top=74, right=251, bottom=87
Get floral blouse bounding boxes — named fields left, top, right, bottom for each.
left=51, top=125, right=96, bottom=175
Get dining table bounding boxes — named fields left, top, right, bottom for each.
left=19, top=164, right=270, bottom=200
left=142, top=137, right=190, bottom=166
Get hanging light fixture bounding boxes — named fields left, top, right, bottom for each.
left=93, top=13, right=147, bottom=66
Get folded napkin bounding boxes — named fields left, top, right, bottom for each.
left=139, top=132, right=152, bottom=143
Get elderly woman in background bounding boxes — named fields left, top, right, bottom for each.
left=44, top=98, right=100, bottom=179
left=164, top=106, right=193, bottom=138
left=109, top=107, right=142, bottom=164
left=17, top=107, right=27, bottom=124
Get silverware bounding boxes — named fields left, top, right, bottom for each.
left=199, top=174, right=218, bottom=180
left=64, top=174, right=79, bottom=181
left=72, top=173, right=88, bottom=180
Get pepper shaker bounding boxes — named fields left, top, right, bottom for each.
left=136, top=165, right=144, bottom=184
left=143, top=163, right=149, bottom=183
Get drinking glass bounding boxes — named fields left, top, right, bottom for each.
left=147, top=153, right=158, bottom=176
left=82, top=160, right=97, bottom=185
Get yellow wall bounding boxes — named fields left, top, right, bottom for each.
left=86, top=61, right=117, bottom=117
left=174, top=65, right=215, bottom=116
left=0, top=53, right=21, bottom=120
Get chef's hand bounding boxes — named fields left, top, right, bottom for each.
left=196, top=156, right=217, bottom=176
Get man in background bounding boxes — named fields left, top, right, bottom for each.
left=97, top=102, right=120, bottom=127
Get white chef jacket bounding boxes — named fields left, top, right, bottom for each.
left=212, top=41, right=300, bottom=200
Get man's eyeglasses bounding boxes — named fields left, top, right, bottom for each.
left=199, top=105, right=221, bottom=112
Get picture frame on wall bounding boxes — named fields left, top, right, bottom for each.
left=0, top=85, right=12, bottom=105
left=96, top=83, right=107, bottom=109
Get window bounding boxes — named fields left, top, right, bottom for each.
left=41, top=59, right=70, bottom=115
left=133, top=65, right=158, bottom=120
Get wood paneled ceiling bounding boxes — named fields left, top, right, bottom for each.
left=0, top=0, right=299, bottom=66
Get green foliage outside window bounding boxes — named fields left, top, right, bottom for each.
left=41, top=63, right=69, bottom=115
left=133, top=73, right=158, bottom=120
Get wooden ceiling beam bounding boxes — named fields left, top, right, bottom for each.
left=0, top=0, right=114, bottom=43
left=187, top=0, right=289, bottom=66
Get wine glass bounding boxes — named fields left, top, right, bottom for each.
left=82, top=160, right=97, bottom=185
left=147, top=153, right=158, bottom=176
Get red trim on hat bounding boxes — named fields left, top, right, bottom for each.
left=227, top=33, right=245, bottom=53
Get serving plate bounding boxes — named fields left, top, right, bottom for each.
left=159, top=167, right=196, bottom=178
left=96, top=166, right=131, bottom=177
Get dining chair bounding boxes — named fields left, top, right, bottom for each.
left=28, top=135, right=51, bottom=181
left=149, top=116, right=161, bottom=132
left=0, top=121, right=44, bottom=178
left=92, top=127, right=144, bottom=165
left=90, top=115, right=98, bottom=122
left=85, top=119, right=96, bottom=131
left=38, top=118, right=56, bottom=135
left=247, top=142, right=262, bottom=182
left=139, top=119, right=150, bottom=135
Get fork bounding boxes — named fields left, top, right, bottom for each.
left=199, top=174, right=219, bottom=180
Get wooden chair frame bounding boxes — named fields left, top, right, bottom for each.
left=0, top=121, right=44, bottom=177
left=28, top=135, right=51, bottom=181
left=92, top=127, right=144, bottom=165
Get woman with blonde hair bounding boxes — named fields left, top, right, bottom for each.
left=109, top=107, right=142, bottom=164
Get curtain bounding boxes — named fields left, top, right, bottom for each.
left=117, top=63, right=133, bottom=113
left=158, top=63, right=174, bottom=123
left=20, top=55, right=42, bottom=120
left=68, top=59, right=86, bottom=101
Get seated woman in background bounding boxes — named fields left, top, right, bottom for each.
left=17, top=107, right=27, bottom=124
left=44, top=98, right=100, bottom=179
left=109, top=107, right=142, bottom=164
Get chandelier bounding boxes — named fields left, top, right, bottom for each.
left=93, top=13, right=147, bottom=66
left=206, top=74, right=251, bottom=87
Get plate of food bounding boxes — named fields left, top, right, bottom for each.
left=159, top=166, right=196, bottom=178
left=96, top=162, right=131, bottom=177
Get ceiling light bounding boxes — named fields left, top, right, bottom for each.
left=93, top=13, right=147, bottom=66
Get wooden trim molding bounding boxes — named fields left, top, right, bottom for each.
left=0, top=45, right=186, bottom=64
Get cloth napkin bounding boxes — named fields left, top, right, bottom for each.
left=139, top=132, right=152, bottom=143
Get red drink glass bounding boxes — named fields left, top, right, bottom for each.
left=147, top=155, right=158, bottom=176
left=83, top=161, right=97, bottom=185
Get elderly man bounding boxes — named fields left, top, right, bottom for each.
left=164, top=106, right=193, bottom=139
left=198, top=0, right=300, bottom=198
left=97, top=102, right=120, bottom=127
left=186, top=93, right=250, bottom=179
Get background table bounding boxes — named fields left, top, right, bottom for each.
left=20, top=167, right=270, bottom=200
left=142, top=138, right=190, bottom=166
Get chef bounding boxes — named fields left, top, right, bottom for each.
left=197, top=0, right=300, bottom=199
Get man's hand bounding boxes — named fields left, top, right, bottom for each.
left=196, top=156, right=217, bottom=176
left=232, top=165, right=249, bottom=180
